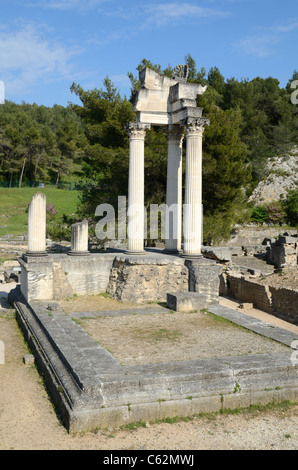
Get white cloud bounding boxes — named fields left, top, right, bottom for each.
left=144, top=2, right=230, bottom=27
left=0, top=24, right=83, bottom=96
left=234, top=16, right=298, bottom=58
left=234, top=34, right=281, bottom=58
left=272, top=21, right=298, bottom=33
left=26, top=0, right=110, bottom=10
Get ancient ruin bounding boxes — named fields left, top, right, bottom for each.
left=7, top=66, right=298, bottom=432
left=127, top=66, right=209, bottom=256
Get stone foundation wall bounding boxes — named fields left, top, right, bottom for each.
left=19, top=253, right=115, bottom=302
left=224, top=274, right=298, bottom=324
left=107, top=255, right=189, bottom=303
left=226, top=275, right=273, bottom=313
left=187, top=259, right=223, bottom=304
left=18, top=251, right=223, bottom=305
left=270, top=286, right=298, bottom=322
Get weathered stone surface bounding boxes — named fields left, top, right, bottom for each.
left=249, top=150, right=298, bottom=205
left=267, top=234, right=297, bottom=268
left=18, top=253, right=115, bottom=301
left=23, top=354, right=35, bottom=365
left=202, top=247, right=233, bottom=262
left=186, top=258, right=222, bottom=304
left=167, top=292, right=207, bottom=312
left=107, top=255, right=189, bottom=303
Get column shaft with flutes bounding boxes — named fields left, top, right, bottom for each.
left=27, top=192, right=47, bottom=256
left=182, top=118, right=208, bottom=257
left=126, top=122, right=150, bottom=254
left=164, top=125, right=184, bottom=253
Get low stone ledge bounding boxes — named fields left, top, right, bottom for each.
left=209, top=304, right=298, bottom=348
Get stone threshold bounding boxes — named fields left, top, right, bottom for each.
left=9, top=286, right=298, bottom=433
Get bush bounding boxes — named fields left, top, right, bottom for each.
left=251, top=205, right=267, bottom=224
left=264, top=201, right=286, bottom=225
left=46, top=223, right=71, bottom=241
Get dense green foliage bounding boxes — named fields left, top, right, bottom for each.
left=0, top=102, right=85, bottom=186
left=0, top=56, right=297, bottom=242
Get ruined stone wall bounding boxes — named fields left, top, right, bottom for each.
left=226, top=275, right=273, bottom=313
left=224, top=274, right=298, bottom=324
left=107, top=256, right=189, bottom=303
left=270, top=286, right=298, bottom=322
left=106, top=255, right=223, bottom=304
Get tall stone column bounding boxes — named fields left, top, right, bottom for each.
left=69, top=220, right=89, bottom=256
left=27, top=192, right=47, bottom=256
left=182, top=118, right=209, bottom=258
left=126, top=122, right=150, bottom=254
left=164, top=125, right=184, bottom=253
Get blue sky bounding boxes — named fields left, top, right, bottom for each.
left=0, top=0, right=297, bottom=107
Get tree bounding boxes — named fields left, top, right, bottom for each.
left=200, top=102, right=251, bottom=243
left=284, top=189, right=298, bottom=227
left=0, top=100, right=84, bottom=185
left=69, top=78, right=135, bottom=215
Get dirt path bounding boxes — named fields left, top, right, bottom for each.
left=0, top=288, right=298, bottom=450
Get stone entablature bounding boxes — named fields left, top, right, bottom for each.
left=134, top=68, right=207, bottom=126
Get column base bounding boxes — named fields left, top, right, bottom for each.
left=25, top=251, right=48, bottom=258
left=125, top=250, right=146, bottom=255
left=180, top=253, right=203, bottom=259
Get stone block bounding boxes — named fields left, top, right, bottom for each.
left=23, top=354, right=35, bottom=365
left=167, top=292, right=207, bottom=312
left=201, top=247, right=233, bottom=262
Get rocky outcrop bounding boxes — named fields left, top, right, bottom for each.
left=249, top=147, right=298, bottom=205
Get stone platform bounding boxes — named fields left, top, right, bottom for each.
left=18, top=249, right=222, bottom=305
left=9, top=285, right=298, bottom=433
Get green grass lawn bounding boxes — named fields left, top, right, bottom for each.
left=0, top=188, right=80, bottom=237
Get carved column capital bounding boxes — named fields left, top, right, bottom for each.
left=184, top=117, right=210, bottom=137
left=126, top=122, right=151, bottom=139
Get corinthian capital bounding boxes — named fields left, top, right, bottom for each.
left=184, top=117, right=210, bottom=137
left=126, top=122, right=151, bottom=139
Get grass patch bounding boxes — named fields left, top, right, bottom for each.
left=0, top=188, right=79, bottom=237
left=131, top=327, right=183, bottom=343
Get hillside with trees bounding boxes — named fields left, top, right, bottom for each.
left=0, top=102, right=85, bottom=187
left=0, top=55, right=297, bottom=242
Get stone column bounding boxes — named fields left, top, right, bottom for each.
left=27, top=192, right=47, bottom=256
left=69, top=220, right=89, bottom=256
left=182, top=118, right=209, bottom=258
left=126, top=122, right=150, bottom=254
left=164, top=125, right=184, bottom=253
